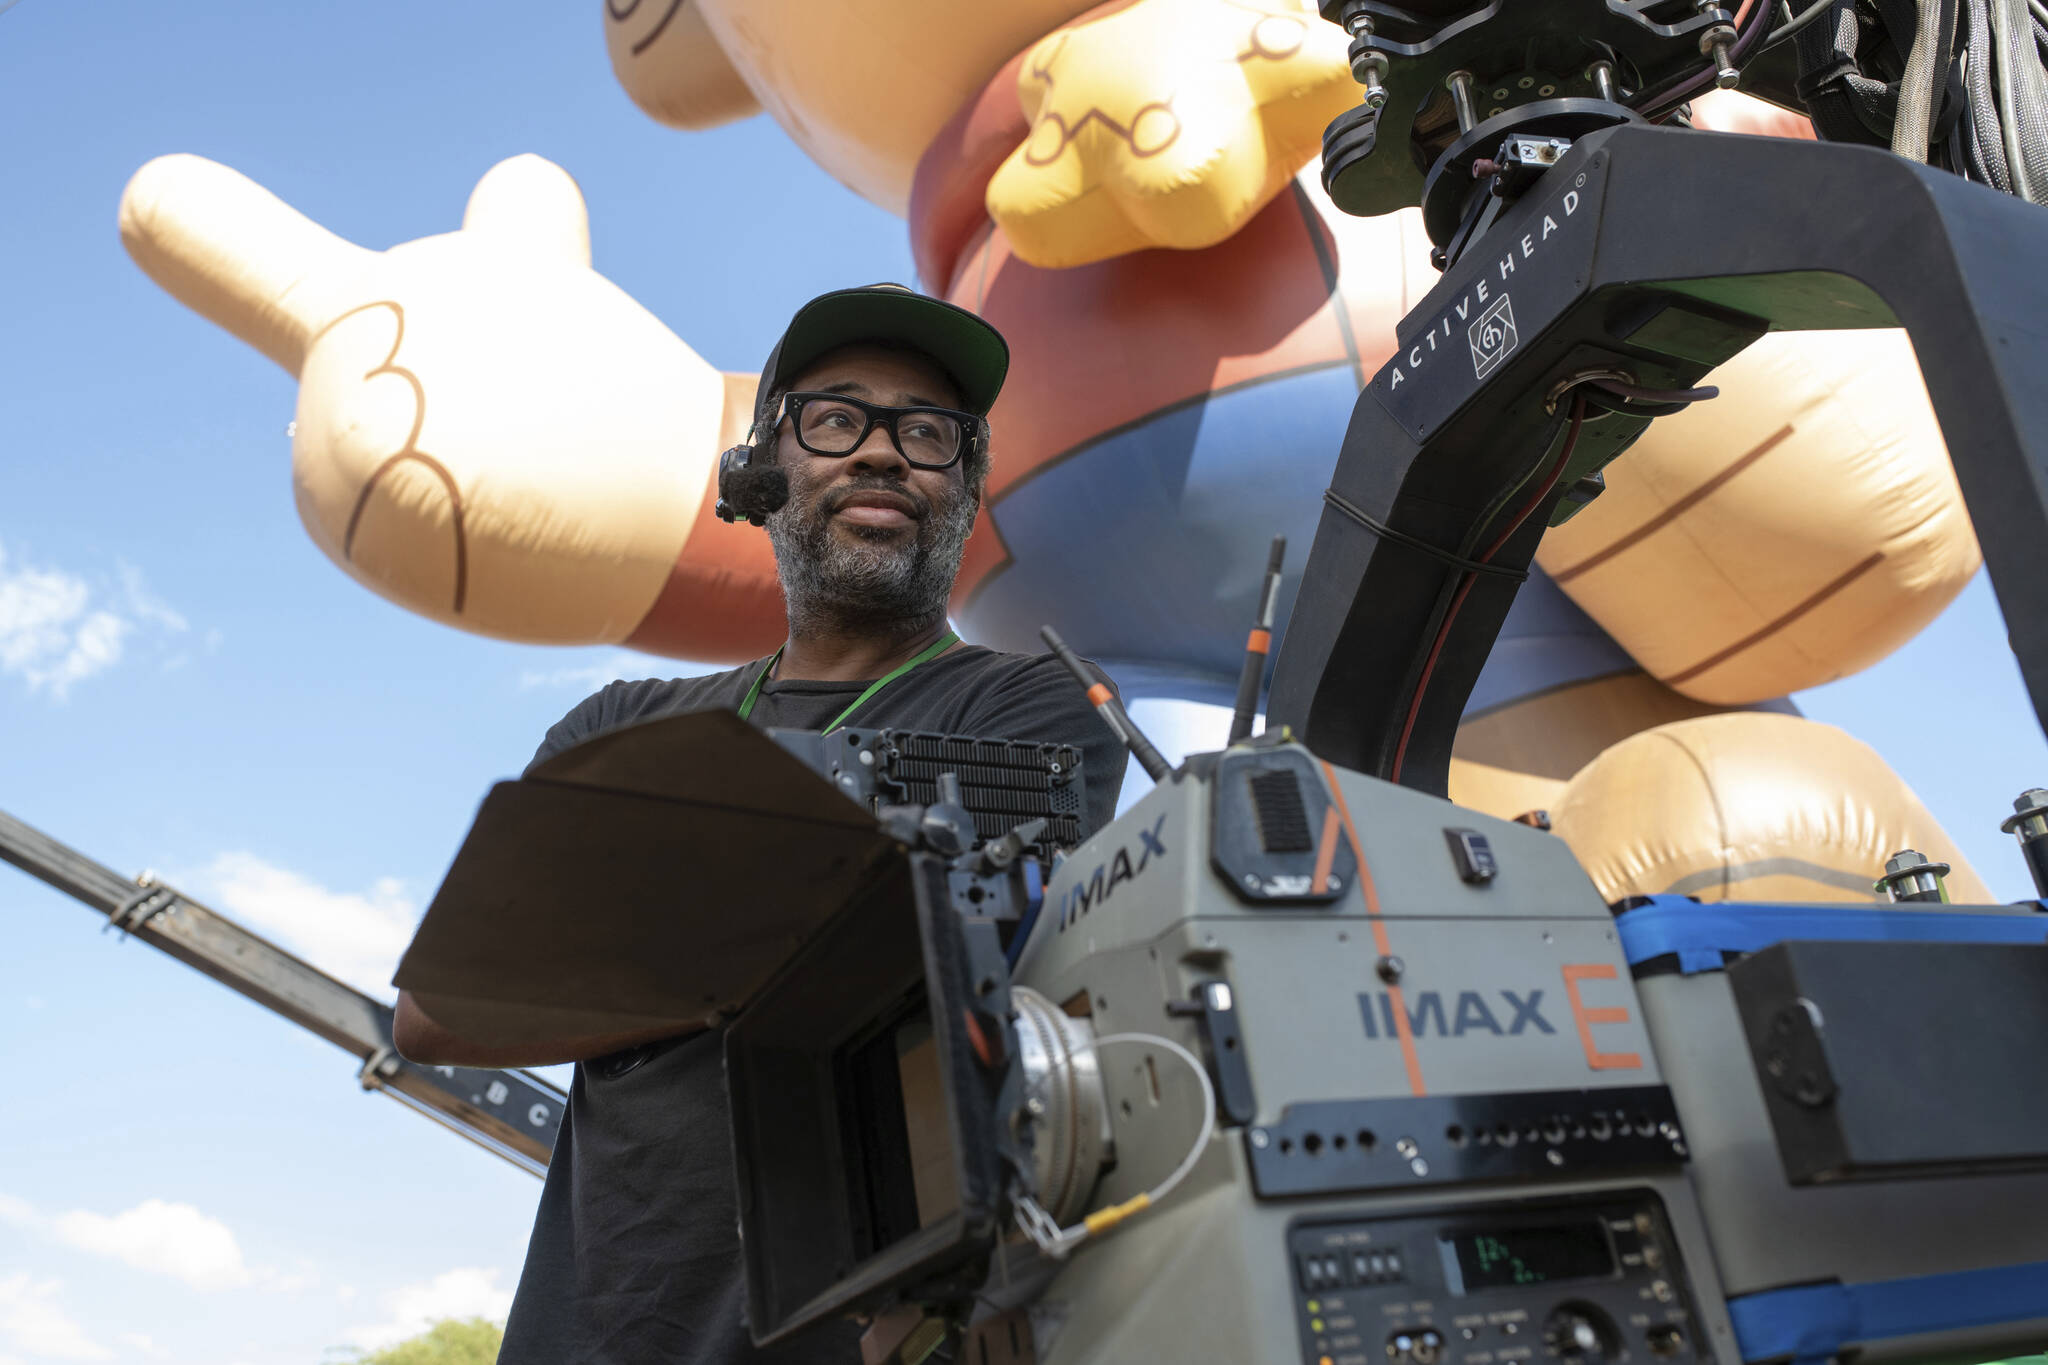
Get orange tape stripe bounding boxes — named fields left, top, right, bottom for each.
left=1086, top=683, right=1113, bottom=706
left=1381, top=985, right=1428, bottom=1099
left=1321, top=762, right=1426, bottom=1097
left=1560, top=963, right=1643, bottom=1071
left=1246, top=627, right=1271, bottom=653
left=1312, top=804, right=1340, bottom=894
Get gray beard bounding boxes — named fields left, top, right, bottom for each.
left=766, top=480, right=978, bottom=641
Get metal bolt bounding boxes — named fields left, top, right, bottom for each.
left=1376, top=954, right=1404, bottom=983
left=1588, top=60, right=1619, bottom=102
left=1352, top=49, right=1390, bottom=109
left=1546, top=1148, right=1565, bottom=1166
left=1251, top=1128, right=1271, bottom=1149
left=2003, top=789, right=2048, bottom=838
left=2001, top=789, right=2048, bottom=899
left=1446, top=70, right=1478, bottom=133
left=1875, top=848, right=1950, bottom=903
left=1711, top=40, right=1739, bottom=87
left=1409, top=1156, right=1430, bottom=1176
left=1699, top=25, right=1740, bottom=89
left=1396, top=1136, right=1418, bottom=1158
left=1343, top=5, right=1389, bottom=108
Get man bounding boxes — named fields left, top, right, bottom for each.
left=393, top=284, right=1127, bottom=1363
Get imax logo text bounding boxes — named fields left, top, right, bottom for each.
left=1358, top=989, right=1555, bottom=1039
left=1056, top=814, right=1167, bottom=931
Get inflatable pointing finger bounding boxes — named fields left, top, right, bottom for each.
left=119, top=153, right=750, bottom=649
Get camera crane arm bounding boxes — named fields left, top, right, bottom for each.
left=0, top=806, right=563, bottom=1177
left=1269, top=121, right=2048, bottom=793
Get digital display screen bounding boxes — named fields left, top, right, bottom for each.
left=1443, top=1222, right=1615, bottom=1292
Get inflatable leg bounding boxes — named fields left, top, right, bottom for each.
left=1546, top=711, right=1992, bottom=905
left=1448, top=672, right=1741, bottom=824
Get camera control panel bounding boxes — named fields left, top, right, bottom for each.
left=1288, top=1192, right=1700, bottom=1365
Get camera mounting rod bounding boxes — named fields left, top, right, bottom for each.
left=1267, top=123, right=2048, bottom=796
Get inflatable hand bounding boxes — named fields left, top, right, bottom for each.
left=987, top=0, right=1359, bottom=268
left=118, top=154, right=743, bottom=649
left=1536, top=329, right=1979, bottom=704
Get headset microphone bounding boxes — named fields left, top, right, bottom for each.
left=713, top=442, right=789, bottom=527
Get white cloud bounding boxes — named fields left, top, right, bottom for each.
left=115, top=564, right=187, bottom=634
left=50, top=1199, right=252, bottom=1292
left=517, top=649, right=663, bottom=693
left=344, top=1268, right=513, bottom=1351
left=0, top=1275, right=112, bottom=1362
left=115, top=1332, right=165, bottom=1358
left=0, top=541, right=190, bottom=700
left=0, top=1193, right=304, bottom=1300
left=190, top=853, right=417, bottom=1000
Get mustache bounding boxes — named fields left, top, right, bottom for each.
left=819, top=478, right=930, bottom=520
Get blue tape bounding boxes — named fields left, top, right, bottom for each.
left=1728, top=1259, right=2048, bottom=1363
left=1005, top=859, right=1047, bottom=970
left=1615, top=896, right=2048, bottom=974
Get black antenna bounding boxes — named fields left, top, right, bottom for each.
left=1040, top=626, right=1171, bottom=783
left=1228, top=536, right=1287, bottom=745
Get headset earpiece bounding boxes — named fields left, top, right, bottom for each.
left=713, top=432, right=789, bottom=528
left=713, top=443, right=751, bottom=524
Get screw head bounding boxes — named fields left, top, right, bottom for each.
left=1376, top=954, right=1405, bottom=983
left=1250, top=1128, right=1271, bottom=1149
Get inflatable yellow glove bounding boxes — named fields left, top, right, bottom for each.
left=119, top=154, right=732, bottom=647
left=988, top=0, right=1360, bottom=268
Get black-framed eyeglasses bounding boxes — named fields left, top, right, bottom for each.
left=777, top=391, right=983, bottom=470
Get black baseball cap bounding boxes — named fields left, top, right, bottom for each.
left=755, top=283, right=1010, bottom=428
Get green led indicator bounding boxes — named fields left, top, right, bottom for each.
left=1472, top=1235, right=1547, bottom=1285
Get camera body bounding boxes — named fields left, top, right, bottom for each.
left=724, top=737, right=2048, bottom=1364
left=996, top=746, right=1732, bottom=1365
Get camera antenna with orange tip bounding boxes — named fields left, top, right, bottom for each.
left=1227, top=535, right=1286, bottom=746
left=1040, top=625, right=1172, bottom=783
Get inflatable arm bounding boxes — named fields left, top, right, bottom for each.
left=119, top=153, right=784, bottom=658
left=604, top=0, right=761, bottom=130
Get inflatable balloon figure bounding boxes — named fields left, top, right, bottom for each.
left=120, top=0, right=1989, bottom=902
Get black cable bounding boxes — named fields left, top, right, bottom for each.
left=1588, top=379, right=1722, bottom=404
left=1636, top=0, right=1775, bottom=119
left=1389, top=394, right=1590, bottom=782
left=1321, top=490, right=1531, bottom=581
left=1763, top=0, right=1850, bottom=50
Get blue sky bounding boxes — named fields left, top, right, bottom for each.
left=2, top=3, right=2044, bottom=1363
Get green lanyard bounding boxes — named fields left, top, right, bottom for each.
left=736, top=630, right=959, bottom=735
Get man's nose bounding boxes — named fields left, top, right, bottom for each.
left=844, top=424, right=909, bottom=477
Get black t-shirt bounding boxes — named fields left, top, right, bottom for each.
left=498, top=644, right=1127, bottom=1365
